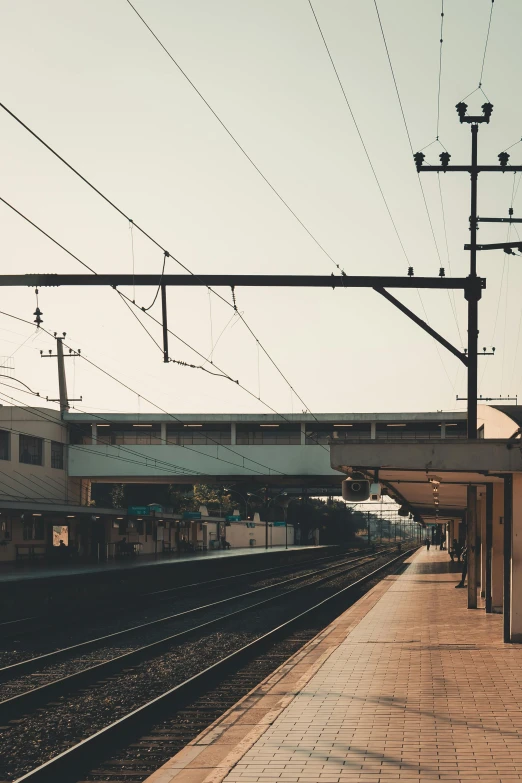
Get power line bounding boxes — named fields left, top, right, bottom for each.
left=479, top=0, right=495, bottom=89
left=123, top=0, right=343, bottom=276
left=0, top=311, right=291, bottom=477
left=436, top=1, right=444, bottom=141
left=0, top=195, right=331, bottom=459
left=308, top=0, right=410, bottom=269
left=0, top=108, right=320, bottom=424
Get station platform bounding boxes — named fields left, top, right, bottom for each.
left=148, top=547, right=522, bottom=783
left=0, top=545, right=322, bottom=584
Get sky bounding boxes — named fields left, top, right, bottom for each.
left=0, top=0, right=522, bottom=417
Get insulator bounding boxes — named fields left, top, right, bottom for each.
left=408, top=266, right=414, bottom=277
left=439, top=268, right=445, bottom=277
left=482, top=102, right=494, bottom=121
left=498, top=151, right=510, bottom=168
left=413, top=152, right=425, bottom=171
left=33, top=307, right=43, bottom=327
left=439, top=151, right=451, bottom=167
left=455, top=102, right=468, bottom=121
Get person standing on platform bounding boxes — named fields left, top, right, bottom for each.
left=425, top=537, right=431, bottom=550
left=455, top=545, right=468, bottom=588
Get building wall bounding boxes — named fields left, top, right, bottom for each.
left=0, top=406, right=78, bottom=503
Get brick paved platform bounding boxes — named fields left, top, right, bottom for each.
left=146, top=547, right=522, bottom=783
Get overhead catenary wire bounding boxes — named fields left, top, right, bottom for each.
left=0, top=310, right=291, bottom=476
left=478, top=0, right=495, bottom=90
left=309, top=0, right=457, bottom=393
left=0, top=105, right=321, bottom=423
left=308, top=0, right=409, bottom=270
left=123, top=1, right=344, bottom=276
left=373, top=0, right=462, bottom=346
left=0, top=194, right=331, bottom=459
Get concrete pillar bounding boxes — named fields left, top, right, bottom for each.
left=160, top=423, right=167, bottom=444
left=300, top=422, right=306, bottom=446
left=91, top=423, right=97, bottom=445
left=479, top=493, right=486, bottom=598
left=230, top=422, right=236, bottom=445
left=440, top=422, right=446, bottom=439
left=491, top=482, right=504, bottom=613
left=370, top=422, right=376, bottom=440
left=485, top=484, right=493, bottom=613
left=511, top=473, right=522, bottom=642
left=467, top=485, right=478, bottom=609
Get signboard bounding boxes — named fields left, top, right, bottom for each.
left=225, top=515, right=241, bottom=522
left=183, top=511, right=202, bottom=520
left=273, top=521, right=286, bottom=527
left=128, top=506, right=149, bottom=516
left=148, top=504, right=163, bottom=513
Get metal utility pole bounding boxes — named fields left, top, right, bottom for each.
left=40, top=332, right=81, bottom=416
left=415, top=101, right=522, bottom=439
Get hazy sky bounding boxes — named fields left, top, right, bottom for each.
left=1, top=0, right=521, bottom=417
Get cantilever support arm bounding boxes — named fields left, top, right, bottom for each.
left=374, top=287, right=468, bottom=366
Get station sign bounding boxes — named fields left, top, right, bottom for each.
left=225, top=515, right=241, bottom=522
left=273, top=521, right=286, bottom=527
left=183, top=511, right=202, bottom=520
left=127, top=506, right=150, bottom=516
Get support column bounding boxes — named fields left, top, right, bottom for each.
left=479, top=493, right=486, bottom=598
left=300, top=422, right=306, bottom=446
left=370, top=422, right=376, bottom=440
left=511, top=473, right=522, bottom=642
left=485, top=484, right=493, bottom=613
left=504, top=475, right=513, bottom=643
left=91, top=423, right=97, bottom=445
left=467, top=485, right=478, bottom=609
left=160, top=423, right=167, bottom=445
left=230, top=422, right=236, bottom=445
left=440, top=422, right=446, bottom=439
left=491, top=482, right=504, bottom=613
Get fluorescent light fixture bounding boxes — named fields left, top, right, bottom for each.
left=442, top=423, right=458, bottom=427
left=137, top=518, right=142, bottom=521
left=133, top=424, right=153, bottom=427
left=184, top=424, right=202, bottom=427
left=116, top=517, right=124, bottom=520
left=95, top=516, right=100, bottom=519
left=260, top=424, right=279, bottom=427
left=334, top=424, right=353, bottom=427
left=387, top=424, right=406, bottom=427
left=32, top=513, right=42, bottom=517
left=97, top=424, right=110, bottom=427
left=66, top=515, right=75, bottom=518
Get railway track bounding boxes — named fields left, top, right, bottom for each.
left=1, top=545, right=416, bottom=783
left=0, top=544, right=388, bottom=641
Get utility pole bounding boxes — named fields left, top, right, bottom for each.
left=415, top=101, right=522, bottom=439
left=40, top=332, right=82, bottom=416
left=415, top=102, right=522, bottom=610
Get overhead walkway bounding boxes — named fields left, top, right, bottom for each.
left=147, top=547, right=522, bottom=783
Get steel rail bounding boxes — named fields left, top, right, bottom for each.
left=0, top=549, right=389, bottom=680
left=14, top=547, right=416, bottom=783
left=0, top=544, right=389, bottom=638
left=0, top=550, right=396, bottom=721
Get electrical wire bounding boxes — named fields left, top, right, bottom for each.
left=478, top=0, right=495, bottom=90
left=123, top=1, right=343, bottom=276
left=308, top=0, right=410, bottom=269
left=0, top=195, right=330, bottom=456
left=0, top=110, right=321, bottom=427
left=0, top=311, right=291, bottom=476
left=436, top=1, right=444, bottom=141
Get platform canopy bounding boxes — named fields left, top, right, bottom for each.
left=330, top=436, right=522, bottom=523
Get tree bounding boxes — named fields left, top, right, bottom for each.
left=110, top=484, right=125, bottom=509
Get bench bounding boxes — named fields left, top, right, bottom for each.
left=15, top=544, right=46, bottom=562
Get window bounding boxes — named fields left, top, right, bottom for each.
left=23, top=517, right=44, bottom=540
left=19, top=435, right=43, bottom=466
left=0, top=430, right=9, bottom=460
left=166, top=429, right=231, bottom=446
left=51, top=441, right=64, bottom=469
